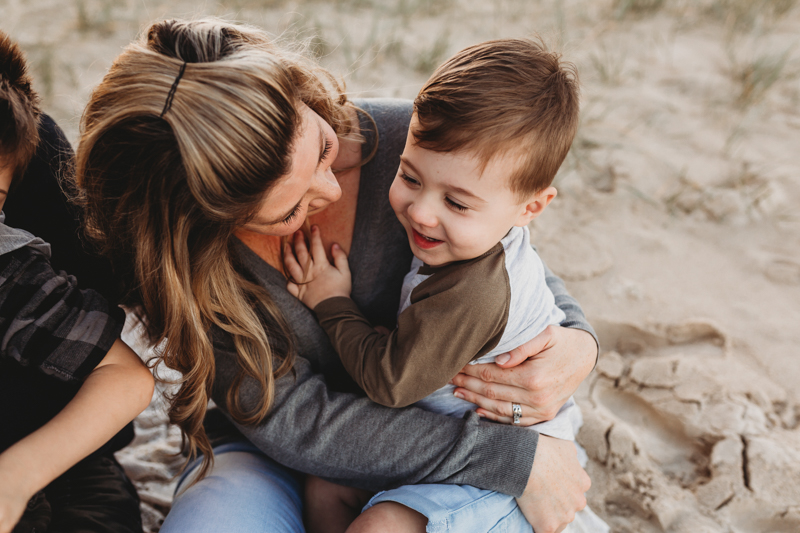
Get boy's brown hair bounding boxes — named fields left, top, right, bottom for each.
left=0, top=31, right=41, bottom=183
left=413, top=38, right=579, bottom=197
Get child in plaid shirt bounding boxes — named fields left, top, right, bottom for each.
left=0, top=31, right=154, bottom=533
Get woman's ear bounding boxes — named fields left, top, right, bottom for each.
left=514, top=186, right=557, bottom=227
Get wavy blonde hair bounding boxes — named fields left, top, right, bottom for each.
left=76, top=18, right=356, bottom=480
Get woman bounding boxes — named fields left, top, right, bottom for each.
left=76, top=18, right=597, bottom=533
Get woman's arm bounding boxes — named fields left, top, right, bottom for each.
left=451, top=257, right=598, bottom=425
left=213, top=335, right=589, bottom=532
left=211, top=336, right=537, bottom=495
left=0, top=339, right=153, bottom=533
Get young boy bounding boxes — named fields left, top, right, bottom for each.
left=0, top=31, right=154, bottom=533
left=286, top=39, right=606, bottom=533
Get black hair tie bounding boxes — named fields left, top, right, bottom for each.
left=160, top=62, right=187, bottom=118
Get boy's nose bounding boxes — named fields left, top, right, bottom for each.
left=407, top=200, right=437, bottom=228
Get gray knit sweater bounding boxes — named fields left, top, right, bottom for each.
left=210, top=99, right=597, bottom=497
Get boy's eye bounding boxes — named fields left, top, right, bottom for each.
left=401, top=172, right=420, bottom=186
left=445, top=197, right=468, bottom=212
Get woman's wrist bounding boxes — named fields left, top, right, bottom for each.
left=468, top=416, right=538, bottom=497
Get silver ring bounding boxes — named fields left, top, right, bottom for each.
left=512, top=403, right=522, bottom=425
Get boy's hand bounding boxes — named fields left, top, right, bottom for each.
left=285, top=226, right=351, bottom=309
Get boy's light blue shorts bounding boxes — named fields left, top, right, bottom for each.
left=364, top=483, right=532, bottom=533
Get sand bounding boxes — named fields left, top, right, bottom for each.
left=2, top=0, right=799, bottom=531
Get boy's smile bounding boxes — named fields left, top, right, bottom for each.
left=411, top=227, right=443, bottom=249
left=389, top=115, right=556, bottom=267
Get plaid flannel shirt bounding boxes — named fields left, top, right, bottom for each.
left=0, top=245, right=124, bottom=382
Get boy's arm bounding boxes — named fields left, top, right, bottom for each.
left=0, top=339, right=153, bottom=533
left=285, top=227, right=511, bottom=408
left=314, top=254, right=510, bottom=408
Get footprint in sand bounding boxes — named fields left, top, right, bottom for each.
left=578, top=320, right=800, bottom=533
left=764, top=259, right=800, bottom=285
left=539, top=232, right=614, bottom=282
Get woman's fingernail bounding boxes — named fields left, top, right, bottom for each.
left=477, top=412, right=484, bottom=418
left=454, top=392, right=464, bottom=400
left=496, top=354, right=510, bottom=365
left=333, top=243, right=340, bottom=250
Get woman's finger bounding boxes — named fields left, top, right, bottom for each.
left=451, top=369, right=526, bottom=401
left=453, top=379, right=549, bottom=425
left=457, top=358, right=531, bottom=389
left=493, top=347, right=529, bottom=368
left=453, top=386, right=539, bottom=427
left=474, top=408, right=512, bottom=424
left=475, top=408, right=540, bottom=427
left=331, top=243, right=350, bottom=275
left=309, top=225, right=327, bottom=263
left=495, top=327, right=556, bottom=368
left=494, top=330, right=553, bottom=367
left=455, top=386, right=516, bottom=417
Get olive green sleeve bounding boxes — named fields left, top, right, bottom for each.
left=314, top=246, right=511, bottom=407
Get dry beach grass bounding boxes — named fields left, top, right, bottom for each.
left=1, top=0, right=799, bottom=530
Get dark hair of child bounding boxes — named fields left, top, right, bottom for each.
left=413, top=38, right=580, bottom=198
left=0, top=31, right=42, bottom=185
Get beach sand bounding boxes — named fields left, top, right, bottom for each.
left=2, top=0, right=799, bottom=530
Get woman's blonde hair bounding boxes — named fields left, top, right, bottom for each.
left=76, top=18, right=356, bottom=480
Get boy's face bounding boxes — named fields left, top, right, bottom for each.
left=0, top=156, right=12, bottom=212
left=389, top=116, right=553, bottom=267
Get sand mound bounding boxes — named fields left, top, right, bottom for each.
left=578, top=320, right=800, bottom=532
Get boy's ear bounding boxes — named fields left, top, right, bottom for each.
left=513, top=186, right=557, bottom=227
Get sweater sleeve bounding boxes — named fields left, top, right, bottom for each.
left=539, top=250, right=600, bottom=353
left=313, top=245, right=511, bottom=407
left=210, top=329, right=538, bottom=496
left=0, top=246, right=124, bottom=381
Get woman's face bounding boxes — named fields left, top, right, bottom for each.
left=242, top=103, right=341, bottom=237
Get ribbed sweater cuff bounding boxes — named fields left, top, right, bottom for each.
left=468, top=419, right=538, bottom=497
left=561, top=320, right=600, bottom=369
left=313, top=296, right=359, bottom=318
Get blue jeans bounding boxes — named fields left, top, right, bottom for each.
left=159, top=442, right=305, bottom=533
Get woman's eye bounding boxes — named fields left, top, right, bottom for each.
left=281, top=204, right=302, bottom=225
left=320, top=139, right=333, bottom=162
left=445, top=197, right=468, bottom=212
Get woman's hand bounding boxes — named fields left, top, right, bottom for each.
left=516, top=435, right=591, bottom=533
left=285, top=226, right=352, bottom=309
left=451, top=325, right=597, bottom=425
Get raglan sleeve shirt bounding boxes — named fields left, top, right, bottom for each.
left=0, top=245, right=125, bottom=382
left=314, top=243, right=512, bottom=408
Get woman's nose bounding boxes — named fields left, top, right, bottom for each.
left=312, top=167, right=342, bottom=205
